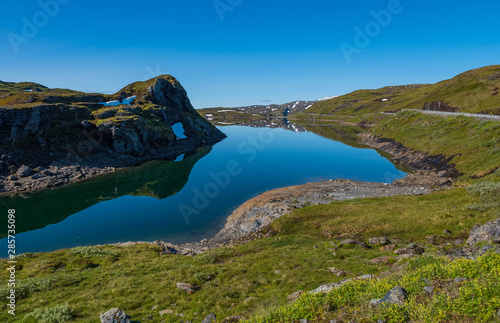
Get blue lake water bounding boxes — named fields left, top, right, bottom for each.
left=0, top=125, right=407, bottom=256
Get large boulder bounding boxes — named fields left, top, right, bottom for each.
left=100, top=308, right=138, bottom=323
left=15, top=165, right=32, bottom=178
left=371, top=287, right=409, bottom=307
left=467, top=218, right=500, bottom=245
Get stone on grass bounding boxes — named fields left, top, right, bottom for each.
left=467, top=218, right=500, bottom=245
left=340, top=239, right=370, bottom=249
left=394, top=244, right=424, bottom=255
left=159, top=309, right=174, bottom=315
left=424, top=286, right=434, bottom=294
left=100, top=308, right=137, bottom=323
left=371, top=287, right=409, bottom=308
left=202, top=313, right=217, bottom=323
left=176, top=282, right=198, bottom=294
left=369, top=237, right=390, bottom=245
left=380, top=287, right=408, bottom=305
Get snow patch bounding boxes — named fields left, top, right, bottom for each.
left=382, top=98, right=388, bottom=102
left=317, top=96, right=338, bottom=101
left=100, top=96, right=136, bottom=107
left=171, top=122, right=187, bottom=139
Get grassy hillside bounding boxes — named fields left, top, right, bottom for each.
left=305, top=65, right=500, bottom=116
left=370, top=111, right=500, bottom=181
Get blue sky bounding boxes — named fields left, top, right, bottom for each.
left=0, top=0, right=499, bottom=108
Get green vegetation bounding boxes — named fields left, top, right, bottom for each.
left=303, top=65, right=500, bottom=116
left=24, top=304, right=75, bottom=323
left=1, top=186, right=498, bottom=322
left=370, top=111, right=500, bottom=180
left=254, top=251, right=500, bottom=322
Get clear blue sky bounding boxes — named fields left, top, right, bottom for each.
left=0, top=0, right=499, bottom=108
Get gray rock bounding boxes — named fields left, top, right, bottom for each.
left=202, top=314, right=217, bottom=323
left=424, top=286, right=434, bottom=293
left=31, top=172, right=45, bottom=179
left=176, top=282, right=198, bottom=294
left=100, top=308, right=137, bottom=323
left=454, top=239, right=464, bottom=245
left=454, top=277, right=466, bottom=284
left=340, top=239, right=370, bottom=249
left=443, top=229, right=452, bottom=235
left=380, top=287, right=408, bottom=305
left=467, top=218, right=500, bottom=245
left=300, top=320, right=308, bottom=323
left=15, top=165, right=32, bottom=178
left=369, top=237, right=390, bottom=245
left=41, top=169, right=54, bottom=176
left=394, top=244, right=424, bottom=255
left=7, top=175, right=17, bottom=181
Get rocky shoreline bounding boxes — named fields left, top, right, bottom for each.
left=0, top=137, right=220, bottom=196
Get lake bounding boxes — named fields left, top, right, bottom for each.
left=0, top=124, right=407, bottom=256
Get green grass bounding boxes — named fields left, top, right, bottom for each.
left=253, top=251, right=500, bottom=322
left=370, top=111, right=500, bottom=180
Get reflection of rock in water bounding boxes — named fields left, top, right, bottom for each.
left=216, top=118, right=308, bottom=132
left=0, top=147, right=212, bottom=238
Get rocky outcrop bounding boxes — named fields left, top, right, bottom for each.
left=0, top=75, right=226, bottom=194
left=423, top=100, right=459, bottom=112
left=467, top=218, right=500, bottom=245
left=359, top=133, right=459, bottom=179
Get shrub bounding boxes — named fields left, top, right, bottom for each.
left=24, top=304, right=74, bottom=322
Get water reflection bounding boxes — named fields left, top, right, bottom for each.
left=0, top=146, right=211, bottom=238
